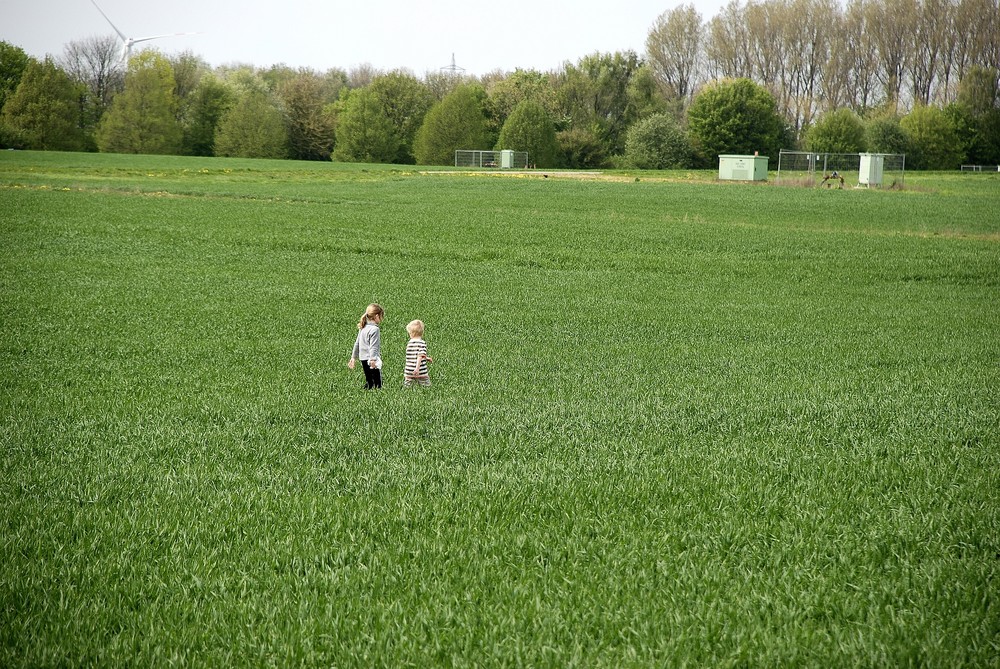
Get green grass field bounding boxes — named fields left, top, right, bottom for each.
left=2, top=151, right=998, bottom=667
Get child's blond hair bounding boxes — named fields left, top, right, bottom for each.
left=406, top=319, right=425, bottom=337
left=358, top=303, right=384, bottom=330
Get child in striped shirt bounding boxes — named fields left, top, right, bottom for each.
left=403, top=319, right=433, bottom=388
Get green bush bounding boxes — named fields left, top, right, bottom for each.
left=901, top=105, right=965, bottom=169
left=556, top=127, right=607, bottom=169
left=333, top=87, right=399, bottom=164
left=805, top=109, right=867, bottom=154
left=622, top=113, right=693, bottom=169
left=0, top=57, right=86, bottom=151
left=866, top=115, right=910, bottom=155
left=687, top=78, right=784, bottom=167
left=495, top=100, right=558, bottom=168
left=414, top=84, right=490, bottom=166
left=214, top=90, right=288, bottom=159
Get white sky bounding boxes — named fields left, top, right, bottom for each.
left=3, top=0, right=728, bottom=76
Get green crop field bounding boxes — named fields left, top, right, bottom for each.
left=2, top=151, right=998, bottom=667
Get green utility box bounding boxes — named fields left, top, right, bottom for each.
left=718, top=154, right=769, bottom=181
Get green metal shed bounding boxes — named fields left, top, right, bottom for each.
left=718, top=154, right=768, bottom=181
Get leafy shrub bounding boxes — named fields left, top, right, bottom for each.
left=1, top=57, right=86, bottom=151
left=866, top=115, right=910, bottom=155
left=622, top=113, right=693, bottom=169
left=901, top=105, right=965, bottom=169
left=414, top=84, right=490, bottom=166
left=687, top=78, right=784, bottom=167
left=556, top=127, right=607, bottom=169
left=214, top=90, right=288, bottom=159
left=495, top=100, right=558, bottom=168
left=805, top=109, right=867, bottom=154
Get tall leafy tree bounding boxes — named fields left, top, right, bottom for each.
left=216, top=64, right=270, bottom=96
left=842, top=0, right=882, bottom=113
left=696, top=0, right=1000, bottom=120
left=368, top=71, right=434, bottom=164
left=413, top=84, right=490, bottom=166
left=168, top=51, right=223, bottom=156
left=281, top=71, right=337, bottom=161
left=169, top=52, right=207, bottom=126
left=0, top=42, right=32, bottom=114
left=555, top=51, right=644, bottom=160
left=909, top=0, right=950, bottom=105
left=321, top=68, right=349, bottom=104
left=170, top=51, right=206, bottom=105
left=96, top=51, right=181, bottom=154
left=261, top=64, right=299, bottom=93
left=744, top=0, right=788, bottom=112
left=970, top=111, right=1000, bottom=164
left=956, top=65, right=1000, bottom=115
left=332, top=87, right=399, bottom=163
left=947, top=65, right=1000, bottom=164
left=347, top=64, right=380, bottom=89
left=626, top=65, right=670, bottom=120
left=782, top=0, right=839, bottom=134
left=181, top=74, right=231, bottom=156
left=1, top=57, right=86, bottom=151
left=484, top=69, right=559, bottom=139
left=950, top=0, right=1000, bottom=93
left=687, top=78, right=785, bottom=166
left=214, top=89, right=287, bottom=158
left=424, top=70, right=467, bottom=102
left=495, top=99, right=558, bottom=167
left=819, top=6, right=854, bottom=113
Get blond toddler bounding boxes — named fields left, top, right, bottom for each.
left=403, top=319, right=433, bottom=387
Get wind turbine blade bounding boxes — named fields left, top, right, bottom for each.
left=88, top=0, right=127, bottom=42
left=130, top=32, right=201, bottom=45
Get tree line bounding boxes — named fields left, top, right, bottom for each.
left=1, top=0, right=998, bottom=169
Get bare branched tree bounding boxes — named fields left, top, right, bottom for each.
left=706, top=1, right=754, bottom=79
left=910, top=0, right=950, bottom=105
left=59, top=35, right=123, bottom=122
left=866, top=0, right=916, bottom=112
left=645, top=5, right=705, bottom=106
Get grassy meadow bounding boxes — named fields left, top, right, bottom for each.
left=1, top=151, right=998, bottom=667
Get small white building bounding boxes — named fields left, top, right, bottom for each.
left=859, top=153, right=885, bottom=187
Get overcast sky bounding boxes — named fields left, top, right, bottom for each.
left=4, top=0, right=728, bottom=76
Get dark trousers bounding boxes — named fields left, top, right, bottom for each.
left=361, top=360, right=382, bottom=389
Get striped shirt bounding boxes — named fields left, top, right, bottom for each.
left=404, top=338, right=430, bottom=386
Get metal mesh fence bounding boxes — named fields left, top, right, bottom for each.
left=454, top=150, right=529, bottom=169
left=776, top=150, right=906, bottom=188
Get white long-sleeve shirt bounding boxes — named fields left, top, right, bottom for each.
left=351, top=322, right=381, bottom=362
